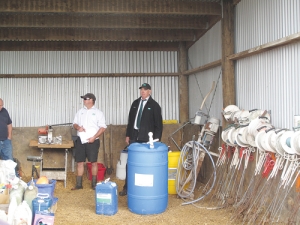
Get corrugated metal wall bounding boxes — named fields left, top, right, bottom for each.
left=0, top=51, right=179, bottom=127
left=188, top=21, right=223, bottom=124
left=235, top=0, right=300, bottom=52
left=0, top=51, right=177, bottom=74
left=235, top=0, right=300, bottom=129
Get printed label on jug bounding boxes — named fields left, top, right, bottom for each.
left=96, top=193, right=112, bottom=204
left=135, top=173, right=153, bottom=187
left=168, top=168, right=177, bottom=180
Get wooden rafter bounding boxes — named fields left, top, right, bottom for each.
left=0, top=72, right=180, bottom=78
left=0, top=41, right=180, bottom=51
left=0, top=13, right=209, bottom=30
left=0, top=0, right=222, bottom=50
left=0, top=28, right=198, bottom=41
left=0, top=0, right=221, bottom=16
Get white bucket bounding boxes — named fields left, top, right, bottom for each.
left=116, top=150, right=128, bottom=180
left=119, top=150, right=128, bottom=166
left=116, top=161, right=126, bottom=180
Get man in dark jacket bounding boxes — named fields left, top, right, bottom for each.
left=119, top=83, right=163, bottom=196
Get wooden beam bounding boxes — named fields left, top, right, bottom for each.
left=0, top=13, right=210, bottom=30
left=0, top=28, right=197, bottom=41
left=182, top=59, right=221, bottom=76
left=0, top=73, right=180, bottom=78
left=228, top=32, right=300, bottom=61
left=0, top=0, right=221, bottom=16
left=222, top=0, right=235, bottom=109
left=178, top=42, right=189, bottom=123
left=0, top=41, right=180, bottom=51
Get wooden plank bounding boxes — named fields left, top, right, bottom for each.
left=0, top=41, right=179, bottom=51
left=0, top=28, right=196, bottom=41
left=178, top=42, right=189, bottom=123
left=222, top=1, right=235, bottom=110
left=0, top=0, right=222, bottom=16
left=0, top=73, right=180, bottom=78
left=182, top=59, right=222, bottom=76
left=0, top=13, right=209, bottom=30
left=29, top=139, right=74, bottom=148
left=228, top=32, right=300, bottom=61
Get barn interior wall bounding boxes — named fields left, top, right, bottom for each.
left=235, top=0, right=300, bottom=129
left=188, top=21, right=223, bottom=125
left=183, top=1, right=300, bottom=221
left=0, top=50, right=182, bottom=177
left=0, top=51, right=179, bottom=127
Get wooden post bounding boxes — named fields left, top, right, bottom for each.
left=178, top=42, right=189, bottom=123
left=222, top=0, right=235, bottom=126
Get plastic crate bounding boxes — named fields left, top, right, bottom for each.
left=29, top=179, right=57, bottom=199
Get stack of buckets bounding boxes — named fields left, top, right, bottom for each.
left=116, top=149, right=128, bottom=180
left=168, top=151, right=181, bottom=194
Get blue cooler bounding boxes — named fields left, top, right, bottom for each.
left=95, top=181, right=118, bottom=215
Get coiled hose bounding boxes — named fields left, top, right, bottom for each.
left=176, top=140, right=217, bottom=205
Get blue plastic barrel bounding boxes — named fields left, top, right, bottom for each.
left=95, top=181, right=118, bottom=215
left=127, top=142, right=168, bottom=215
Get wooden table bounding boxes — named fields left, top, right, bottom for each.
left=29, top=140, right=74, bottom=188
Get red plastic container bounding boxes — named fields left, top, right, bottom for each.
left=86, top=163, right=106, bottom=181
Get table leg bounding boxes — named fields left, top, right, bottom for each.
left=65, top=149, right=68, bottom=188
left=40, top=148, right=44, bottom=176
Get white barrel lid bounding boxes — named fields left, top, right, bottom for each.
left=223, top=105, right=240, bottom=121
left=255, top=131, right=267, bottom=152
left=275, top=131, right=288, bottom=156
left=279, top=130, right=296, bottom=155
left=291, top=130, right=300, bottom=155
left=263, top=128, right=277, bottom=153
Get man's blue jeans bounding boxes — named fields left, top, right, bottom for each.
left=0, top=139, right=13, bottom=160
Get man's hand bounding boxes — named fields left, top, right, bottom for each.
left=87, top=136, right=96, bottom=143
left=125, top=137, right=130, bottom=145
left=77, top=126, right=86, bottom=132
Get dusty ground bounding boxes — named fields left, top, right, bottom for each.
left=23, top=173, right=234, bottom=225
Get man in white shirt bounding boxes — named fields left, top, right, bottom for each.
left=72, top=93, right=107, bottom=190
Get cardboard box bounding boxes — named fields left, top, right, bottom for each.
left=0, top=188, right=9, bottom=204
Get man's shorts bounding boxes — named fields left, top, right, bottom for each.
left=74, top=138, right=100, bottom=163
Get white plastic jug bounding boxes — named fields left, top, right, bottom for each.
left=24, top=179, right=38, bottom=211
left=10, top=181, right=25, bottom=205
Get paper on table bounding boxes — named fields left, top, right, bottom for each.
left=78, top=128, right=97, bottom=144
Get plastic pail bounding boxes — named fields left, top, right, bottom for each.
left=168, top=151, right=181, bottom=194
left=87, top=163, right=106, bottom=181
left=95, top=181, right=118, bottom=215
left=116, top=162, right=126, bottom=180
left=116, top=150, right=128, bottom=180
left=127, top=142, right=168, bottom=215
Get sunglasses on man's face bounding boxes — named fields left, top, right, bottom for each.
left=84, top=98, right=90, bottom=100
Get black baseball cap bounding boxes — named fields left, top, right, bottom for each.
left=81, top=93, right=96, bottom=101
left=139, top=83, right=151, bottom=90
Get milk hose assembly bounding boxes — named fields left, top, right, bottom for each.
left=176, top=139, right=217, bottom=206
left=176, top=115, right=220, bottom=206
